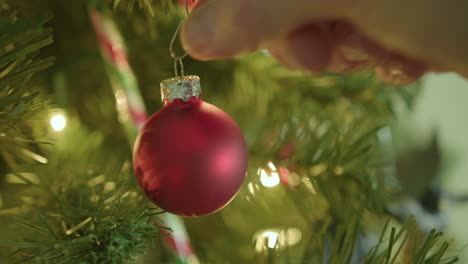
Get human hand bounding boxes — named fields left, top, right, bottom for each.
left=181, top=0, right=468, bottom=85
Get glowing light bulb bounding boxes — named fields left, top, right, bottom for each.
left=254, top=228, right=302, bottom=252
left=262, top=231, right=279, bottom=249
left=259, top=168, right=280, bottom=187
left=50, top=113, right=66, bottom=131
left=267, top=161, right=277, bottom=171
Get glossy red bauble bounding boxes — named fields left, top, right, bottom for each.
left=133, top=97, right=248, bottom=217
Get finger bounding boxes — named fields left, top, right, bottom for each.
left=374, top=53, right=427, bottom=85
left=270, top=24, right=333, bottom=73
left=353, top=0, right=468, bottom=77
left=268, top=23, right=333, bottom=73
left=181, top=0, right=347, bottom=60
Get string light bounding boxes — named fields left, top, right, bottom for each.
left=262, top=231, right=279, bottom=249
left=259, top=161, right=280, bottom=187
left=267, top=161, right=277, bottom=171
left=254, top=228, right=302, bottom=252
left=50, top=112, right=67, bottom=131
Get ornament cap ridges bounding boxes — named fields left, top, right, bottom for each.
left=160, top=75, right=202, bottom=103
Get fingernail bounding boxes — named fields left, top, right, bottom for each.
left=288, top=25, right=332, bottom=73
left=181, top=3, right=216, bottom=59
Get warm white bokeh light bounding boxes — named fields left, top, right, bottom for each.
left=267, top=161, right=277, bottom=171
left=259, top=168, right=280, bottom=187
left=50, top=113, right=66, bottom=131
left=254, top=228, right=302, bottom=252
left=262, top=231, right=279, bottom=249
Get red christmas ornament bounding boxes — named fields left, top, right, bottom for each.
left=133, top=76, right=248, bottom=217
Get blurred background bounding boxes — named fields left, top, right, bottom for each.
left=0, top=1, right=467, bottom=263
left=395, top=73, right=468, bottom=262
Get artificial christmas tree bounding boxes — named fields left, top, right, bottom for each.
left=0, top=0, right=461, bottom=263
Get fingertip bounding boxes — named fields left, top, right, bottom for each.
left=182, top=2, right=253, bottom=61
left=180, top=4, right=216, bottom=60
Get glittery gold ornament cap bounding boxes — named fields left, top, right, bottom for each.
left=160, top=75, right=202, bottom=103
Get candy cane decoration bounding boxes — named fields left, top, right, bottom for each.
left=89, top=9, right=199, bottom=263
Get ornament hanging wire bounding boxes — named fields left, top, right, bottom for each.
left=169, top=0, right=191, bottom=77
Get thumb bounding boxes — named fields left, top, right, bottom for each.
left=181, top=0, right=348, bottom=60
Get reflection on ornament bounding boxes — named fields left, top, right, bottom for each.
left=50, top=112, right=66, bottom=131
left=253, top=228, right=302, bottom=252
left=259, top=161, right=280, bottom=187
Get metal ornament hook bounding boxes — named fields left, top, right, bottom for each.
left=169, top=0, right=191, bottom=77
